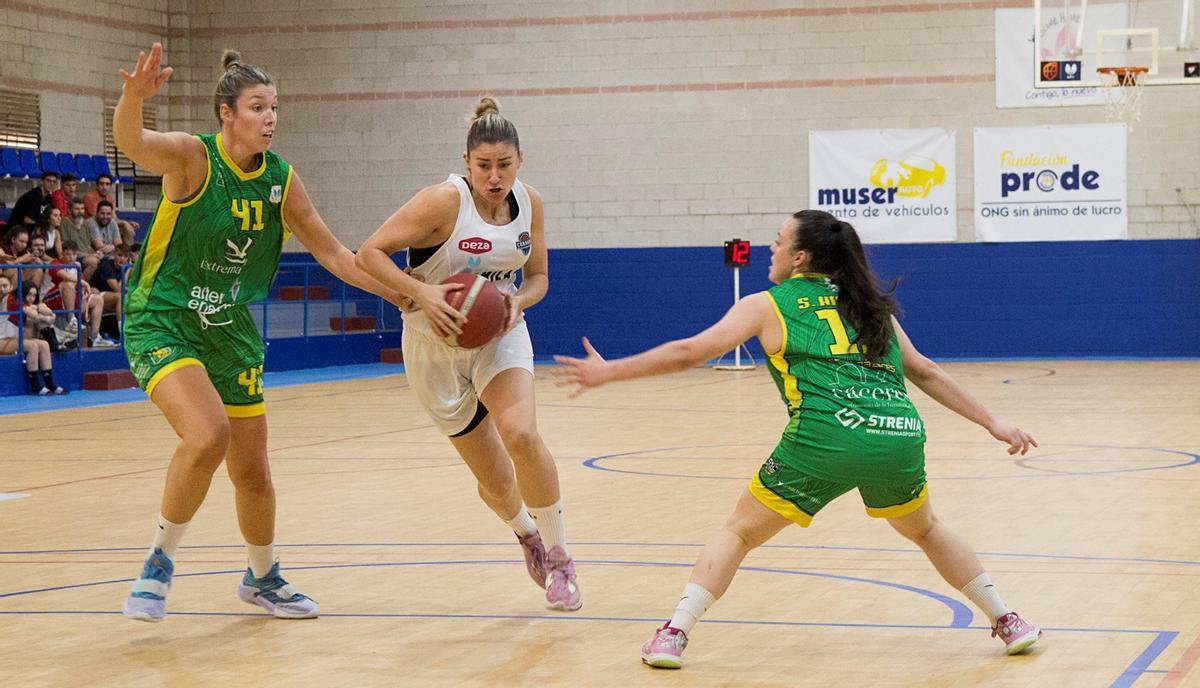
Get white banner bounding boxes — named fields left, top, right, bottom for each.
left=808, top=129, right=956, bottom=244
left=974, top=124, right=1127, bottom=241
left=994, top=6, right=1126, bottom=109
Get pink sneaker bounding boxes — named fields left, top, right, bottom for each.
left=517, top=531, right=547, bottom=589
left=641, top=623, right=687, bottom=669
left=543, top=545, right=581, bottom=611
left=992, top=611, right=1041, bottom=654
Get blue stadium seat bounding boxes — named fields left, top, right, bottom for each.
left=75, top=154, right=96, bottom=182
left=40, top=151, right=61, bottom=175
left=0, top=148, right=22, bottom=178
left=19, top=149, right=41, bottom=177
left=91, top=154, right=111, bottom=177
left=57, top=152, right=80, bottom=179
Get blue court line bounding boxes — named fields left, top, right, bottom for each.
left=0, top=363, right=409, bottom=416
left=6, top=540, right=1200, bottom=568
left=0, top=558, right=971, bottom=627
left=0, top=554, right=1180, bottom=686
left=581, top=442, right=1200, bottom=482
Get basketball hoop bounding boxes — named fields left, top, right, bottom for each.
left=1096, top=66, right=1149, bottom=129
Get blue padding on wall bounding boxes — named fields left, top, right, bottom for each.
left=274, top=239, right=1197, bottom=359
left=527, top=239, right=1199, bottom=359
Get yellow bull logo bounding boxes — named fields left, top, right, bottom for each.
left=868, top=156, right=946, bottom=199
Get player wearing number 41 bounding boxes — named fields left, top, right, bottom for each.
left=555, top=210, right=1042, bottom=668
left=356, top=97, right=583, bottom=611
left=115, top=44, right=401, bottom=622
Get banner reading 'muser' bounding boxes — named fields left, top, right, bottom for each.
left=809, top=129, right=956, bottom=244
left=974, top=124, right=1127, bottom=241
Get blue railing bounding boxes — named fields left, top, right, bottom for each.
left=1, top=262, right=91, bottom=363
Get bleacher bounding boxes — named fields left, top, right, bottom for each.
left=0, top=147, right=130, bottom=183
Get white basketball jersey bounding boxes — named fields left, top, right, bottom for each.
left=408, top=174, right=533, bottom=296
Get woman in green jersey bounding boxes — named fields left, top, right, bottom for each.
left=555, top=210, right=1042, bottom=668
left=115, top=43, right=398, bottom=623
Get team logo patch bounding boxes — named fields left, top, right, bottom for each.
left=459, top=237, right=492, bottom=255
left=150, top=347, right=172, bottom=364
left=764, top=457, right=779, bottom=476
left=467, top=256, right=482, bottom=269
left=516, top=231, right=531, bottom=256
left=269, top=185, right=282, bottom=204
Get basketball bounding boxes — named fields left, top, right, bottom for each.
left=441, top=272, right=507, bottom=348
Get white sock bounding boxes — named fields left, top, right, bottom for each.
left=246, top=543, right=275, bottom=579
left=960, top=572, right=1010, bottom=625
left=504, top=507, right=538, bottom=537
left=151, top=513, right=189, bottom=559
left=668, top=582, right=717, bottom=635
left=529, top=500, right=567, bottom=555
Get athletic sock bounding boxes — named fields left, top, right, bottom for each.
left=668, top=582, right=717, bottom=635
left=960, top=572, right=1010, bottom=625
left=246, top=543, right=275, bottom=579
left=504, top=507, right=538, bottom=538
left=151, top=513, right=189, bottom=560
left=529, top=500, right=567, bottom=555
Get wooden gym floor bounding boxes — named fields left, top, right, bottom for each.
left=1, top=360, right=1198, bottom=687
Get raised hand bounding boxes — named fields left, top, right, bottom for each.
left=552, top=337, right=608, bottom=399
left=119, top=42, right=174, bottom=100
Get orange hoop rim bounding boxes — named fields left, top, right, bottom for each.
left=1096, top=66, right=1150, bottom=85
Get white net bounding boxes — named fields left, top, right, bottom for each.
left=1097, top=67, right=1148, bottom=130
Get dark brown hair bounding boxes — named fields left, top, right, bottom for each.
left=213, top=50, right=275, bottom=124
left=791, top=210, right=901, bottom=359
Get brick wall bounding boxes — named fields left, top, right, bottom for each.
left=4, top=1, right=1198, bottom=245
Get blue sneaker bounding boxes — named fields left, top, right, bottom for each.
left=236, top=560, right=319, bottom=619
left=123, top=548, right=174, bottom=622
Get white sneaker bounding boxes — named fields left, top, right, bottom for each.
left=91, top=335, right=117, bottom=349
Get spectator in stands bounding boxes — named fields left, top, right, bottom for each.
left=0, top=225, right=38, bottom=286
left=35, top=205, right=63, bottom=258
left=50, top=173, right=77, bottom=217
left=86, top=200, right=122, bottom=257
left=0, top=274, right=62, bottom=394
left=23, top=234, right=49, bottom=288
left=60, top=197, right=99, bottom=279
left=83, top=173, right=140, bottom=241
left=45, top=241, right=115, bottom=348
left=10, top=171, right=59, bottom=228
left=19, top=282, right=68, bottom=391
left=90, top=243, right=133, bottom=337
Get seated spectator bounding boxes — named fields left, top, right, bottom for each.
left=0, top=274, right=60, bottom=394
left=22, top=233, right=50, bottom=289
left=34, top=205, right=63, bottom=258
left=83, top=173, right=139, bottom=242
left=49, top=173, right=77, bottom=217
left=59, top=197, right=99, bottom=279
left=86, top=200, right=122, bottom=257
left=10, top=171, right=59, bottom=228
left=89, top=244, right=133, bottom=339
left=0, top=225, right=39, bottom=286
left=44, top=242, right=115, bottom=349
left=12, top=281, right=67, bottom=394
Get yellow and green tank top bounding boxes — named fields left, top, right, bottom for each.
left=125, top=133, right=292, bottom=326
left=764, top=273, right=926, bottom=466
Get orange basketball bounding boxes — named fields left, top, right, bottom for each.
left=441, top=273, right=507, bottom=348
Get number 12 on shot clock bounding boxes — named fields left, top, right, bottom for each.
left=723, top=238, right=750, bottom=267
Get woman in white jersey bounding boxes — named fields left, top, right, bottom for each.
left=357, top=98, right=580, bottom=611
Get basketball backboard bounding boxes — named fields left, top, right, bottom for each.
left=1033, top=0, right=1199, bottom=88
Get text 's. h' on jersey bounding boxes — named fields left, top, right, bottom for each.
left=763, top=273, right=926, bottom=483
left=125, top=132, right=292, bottom=325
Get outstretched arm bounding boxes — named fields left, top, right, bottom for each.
left=894, top=316, right=1037, bottom=455
left=553, top=293, right=772, bottom=398
left=282, top=171, right=401, bottom=307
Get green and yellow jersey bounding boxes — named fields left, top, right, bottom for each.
left=762, top=273, right=925, bottom=484
left=125, top=132, right=292, bottom=322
